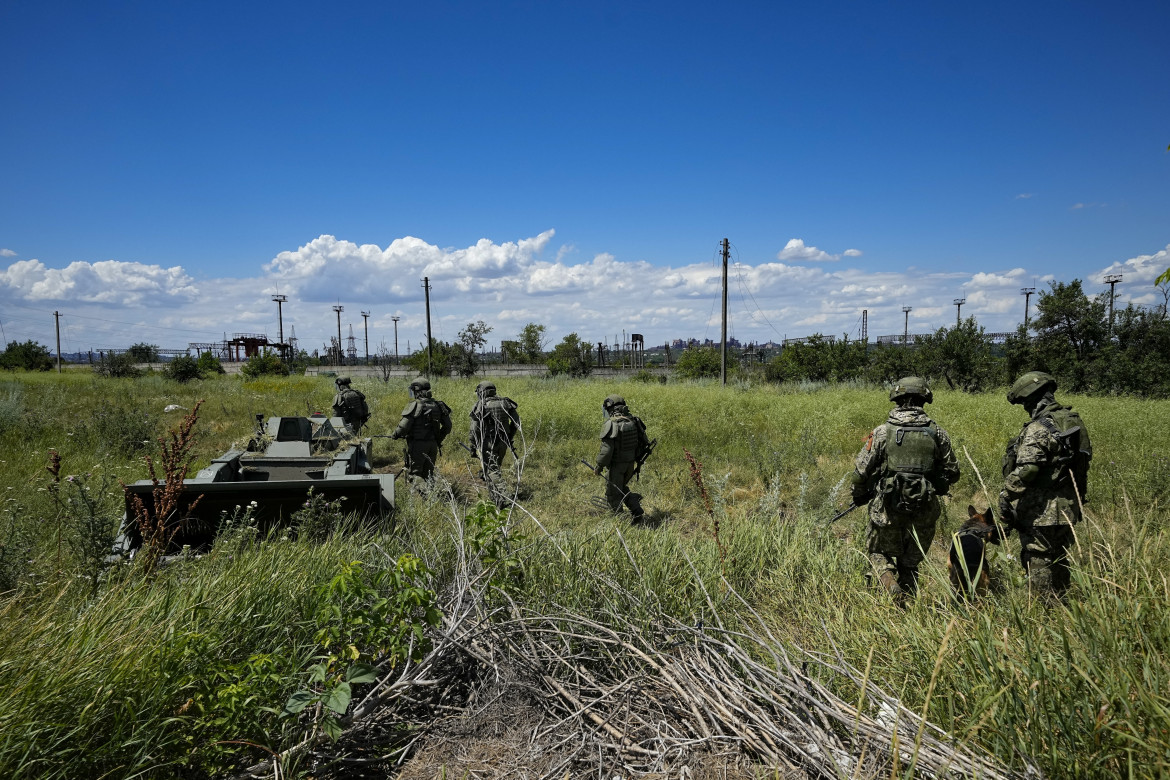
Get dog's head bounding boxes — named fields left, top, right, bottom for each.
left=964, top=505, right=1002, bottom=544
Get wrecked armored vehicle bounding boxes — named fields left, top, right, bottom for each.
left=116, top=413, right=393, bottom=555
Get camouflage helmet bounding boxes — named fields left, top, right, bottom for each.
left=889, top=376, right=933, bottom=404
left=336, top=376, right=351, bottom=386
left=476, top=381, right=497, bottom=398
left=1007, top=371, right=1056, bottom=405
left=602, top=394, right=627, bottom=412
left=408, top=377, right=431, bottom=394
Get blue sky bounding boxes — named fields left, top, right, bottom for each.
left=2, top=0, right=1168, bottom=355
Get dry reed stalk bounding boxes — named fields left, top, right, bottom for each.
left=122, top=400, right=204, bottom=574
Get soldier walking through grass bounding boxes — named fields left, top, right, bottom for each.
left=390, top=378, right=452, bottom=484
left=331, top=376, right=369, bottom=433
left=998, top=371, right=1092, bottom=597
left=469, top=381, right=520, bottom=503
left=850, top=377, right=960, bottom=602
left=594, top=394, right=651, bottom=524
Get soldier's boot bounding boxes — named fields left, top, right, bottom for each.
left=897, top=566, right=920, bottom=598
left=877, top=570, right=904, bottom=600
left=1027, top=557, right=1057, bottom=597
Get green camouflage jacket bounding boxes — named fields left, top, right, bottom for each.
left=1002, top=400, right=1091, bottom=528
left=853, top=407, right=960, bottom=526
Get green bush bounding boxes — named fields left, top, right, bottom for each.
left=546, top=333, right=593, bottom=377
left=674, top=346, right=722, bottom=379
left=163, top=355, right=203, bottom=383
left=0, top=340, right=53, bottom=372
left=93, top=352, right=141, bottom=378
left=240, top=353, right=289, bottom=379
left=197, top=351, right=225, bottom=375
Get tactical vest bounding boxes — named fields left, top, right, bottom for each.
left=1003, top=408, right=1090, bottom=500
left=609, top=415, right=642, bottom=461
left=881, top=422, right=939, bottom=512
left=411, top=398, right=445, bottom=441
left=342, top=389, right=368, bottom=422
left=483, top=397, right=517, bottom=440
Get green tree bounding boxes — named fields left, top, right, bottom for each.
left=0, top=340, right=53, bottom=371
left=674, top=346, right=722, bottom=379
left=163, top=355, right=202, bottom=383
left=1028, top=280, right=1109, bottom=392
left=863, top=343, right=918, bottom=385
left=914, top=318, right=1002, bottom=392
left=516, top=323, right=547, bottom=363
left=93, top=352, right=141, bottom=378
left=240, top=352, right=290, bottom=379
left=454, top=321, right=493, bottom=377
left=764, top=335, right=868, bottom=383
left=546, top=333, right=593, bottom=377
left=196, top=351, right=226, bottom=375
left=402, top=338, right=455, bottom=377
left=125, top=343, right=161, bottom=363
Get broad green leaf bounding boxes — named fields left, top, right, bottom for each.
left=284, top=690, right=314, bottom=714
left=321, top=714, right=342, bottom=742
left=324, top=681, right=352, bottom=715
left=346, top=663, right=379, bottom=684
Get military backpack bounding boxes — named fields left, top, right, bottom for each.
left=880, top=422, right=940, bottom=513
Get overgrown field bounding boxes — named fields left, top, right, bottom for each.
left=0, top=370, right=1167, bottom=778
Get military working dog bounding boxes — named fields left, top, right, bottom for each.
left=948, top=505, right=1000, bottom=598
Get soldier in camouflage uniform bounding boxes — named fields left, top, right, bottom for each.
left=998, top=371, right=1092, bottom=596
left=469, top=381, right=520, bottom=502
left=594, top=394, right=651, bottom=524
left=390, top=378, right=452, bottom=483
left=331, top=377, right=369, bottom=433
left=850, top=377, right=960, bottom=601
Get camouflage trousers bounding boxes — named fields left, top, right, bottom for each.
left=477, top=441, right=509, bottom=504
left=866, top=513, right=937, bottom=594
left=1018, top=524, right=1076, bottom=595
left=404, top=440, right=439, bottom=482
left=605, top=460, right=644, bottom=521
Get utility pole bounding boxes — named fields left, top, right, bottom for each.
left=861, top=309, right=868, bottom=341
left=422, top=277, right=433, bottom=376
left=953, top=297, right=966, bottom=327
left=391, top=316, right=400, bottom=364
left=332, top=304, right=344, bottom=366
left=720, top=238, right=729, bottom=386
left=360, top=310, right=370, bottom=364
left=902, top=306, right=912, bottom=344
left=1020, top=287, right=1035, bottom=328
left=271, top=294, right=287, bottom=357
left=1104, top=274, right=1122, bottom=335
left=54, top=311, right=61, bottom=373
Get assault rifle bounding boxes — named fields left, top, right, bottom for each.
left=829, top=502, right=863, bottom=524
left=632, top=438, right=658, bottom=482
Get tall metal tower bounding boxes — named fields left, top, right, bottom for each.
left=902, top=306, right=912, bottom=344
left=346, top=324, right=357, bottom=363
left=332, top=304, right=344, bottom=365
left=288, top=325, right=298, bottom=355
left=1020, top=287, right=1036, bottom=328
left=360, top=311, right=370, bottom=364
left=861, top=309, right=868, bottom=341
left=1104, top=274, right=1123, bottom=334
left=953, top=298, right=966, bottom=326
left=391, top=315, right=400, bottom=364
left=271, top=294, right=287, bottom=354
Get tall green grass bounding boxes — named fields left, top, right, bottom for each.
left=0, top=369, right=1167, bottom=777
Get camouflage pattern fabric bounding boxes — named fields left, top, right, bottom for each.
left=392, top=395, right=452, bottom=482
left=596, top=408, right=650, bottom=520
left=852, top=406, right=960, bottom=586
left=1002, top=399, right=1092, bottom=529
left=331, top=387, right=367, bottom=431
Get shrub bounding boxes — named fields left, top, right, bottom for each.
left=125, top=342, right=161, bottom=363
left=94, top=352, right=141, bottom=378
left=83, top=407, right=158, bottom=456
left=240, top=353, right=289, bottom=379
left=164, top=355, right=203, bottom=383
left=546, top=333, right=593, bottom=378
left=0, top=340, right=53, bottom=372
left=197, top=351, right=225, bottom=375
left=674, top=346, right=722, bottom=379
